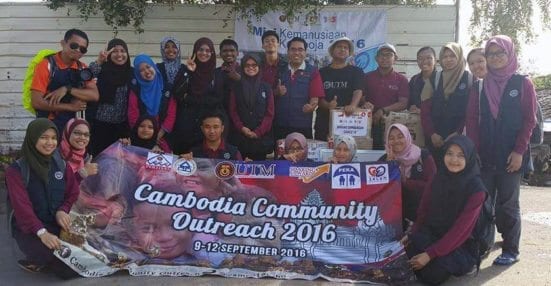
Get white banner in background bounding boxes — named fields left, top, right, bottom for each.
left=234, top=10, right=387, bottom=73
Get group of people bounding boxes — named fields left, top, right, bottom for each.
left=7, top=27, right=536, bottom=284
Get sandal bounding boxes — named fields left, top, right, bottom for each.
left=493, top=253, right=519, bottom=266
left=17, top=260, right=45, bottom=273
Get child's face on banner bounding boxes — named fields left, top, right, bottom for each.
left=132, top=204, right=192, bottom=259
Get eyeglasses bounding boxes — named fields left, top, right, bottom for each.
left=244, top=63, right=258, bottom=69
left=69, top=42, right=88, bottom=54
left=289, top=47, right=306, bottom=53
left=72, top=131, right=91, bottom=138
left=485, top=51, right=507, bottom=59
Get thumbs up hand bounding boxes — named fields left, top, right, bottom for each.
left=328, top=96, right=338, bottom=110
left=81, top=155, right=99, bottom=177
left=276, top=79, right=287, bottom=96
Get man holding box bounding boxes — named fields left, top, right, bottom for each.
left=315, top=37, right=363, bottom=141
left=363, top=43, right=409, bottom=149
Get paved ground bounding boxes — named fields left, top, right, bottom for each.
left=0, top=184, right=550, bottom=285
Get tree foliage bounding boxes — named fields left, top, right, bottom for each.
left=470, top=0, right=551, bottom=50
left=46, top=0, right=435, bottom=34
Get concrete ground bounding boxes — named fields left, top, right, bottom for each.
left=0, top=184, right=550, bottom=286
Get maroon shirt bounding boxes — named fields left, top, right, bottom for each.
left=6, top=165, right=80, bottom=234
left=403, top=153, right=436, bottom=198
left=261, top=59, right=281, bottom=88
left=364, top=68, right=409, bottom=109
left=412, top=182, right=485, bottom=259
left=465, top=78, right=537, bottom=154
left=193, top=139, right=243, bottom=161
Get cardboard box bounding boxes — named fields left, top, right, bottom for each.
left=384, top=111, right=425, bottom=147
left=307, top=139, right=329, bottom=161
left=318, top=148, right=386, bottom=163
left=329, top=108, right=373, bottom=149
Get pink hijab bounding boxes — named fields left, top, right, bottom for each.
left=60, top=118, right=90, bottom=173
left=284, top=132, right=308, bottom=161
left=385, top=123, right=421, bottom=178
left=484, top=35, right=518, bottom=119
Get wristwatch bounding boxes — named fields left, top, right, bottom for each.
left=66, top=85, right=72, bottom=95
left=36, top=228, right=47, bottom=237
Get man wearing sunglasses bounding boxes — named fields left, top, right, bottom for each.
left=31, top=28, right=99, bottom=132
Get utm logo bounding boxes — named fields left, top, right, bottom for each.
left=215, top=161, right=236, bottom=180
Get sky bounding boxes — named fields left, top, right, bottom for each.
left=455, top=0, right=551, bottom=75
left=2, top=0, right=551, bottom=75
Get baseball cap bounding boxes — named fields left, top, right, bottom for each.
left=377, top=43, right=397, bottom=56
left=328, top=37, right=354, bottom=56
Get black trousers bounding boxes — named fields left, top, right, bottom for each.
left=481, top=169, right=521, bottom=256
left=407, top=231, right=476, bottom=285
left=13, top=224, right=79, bottom=279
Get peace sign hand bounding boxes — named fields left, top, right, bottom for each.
left=186, top=54, right=197, bottom=72
left=97, top=47, right=114, bottom=65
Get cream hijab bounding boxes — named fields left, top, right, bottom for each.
left=420, top=42, right=466, bottom=101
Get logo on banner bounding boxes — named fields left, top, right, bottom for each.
left=365, top=164, right=389, bottom=185
left=215, top=161, right=236, bottom=180
left=331, top=164, right=361, bottom=189
left=235, top=163, right=276, bottom=179
left=145, top=152, right=173, bottom=171
left=173, top=158, right=197, bottom=176
left=290, top=164, right=330, bottom=183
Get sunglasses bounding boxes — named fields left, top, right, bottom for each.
left=69, top=42, right=88, bottom=54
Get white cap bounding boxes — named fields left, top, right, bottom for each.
left=377, top=43, right=397, bottom=56
left=328, top=37, right=354, bottom=56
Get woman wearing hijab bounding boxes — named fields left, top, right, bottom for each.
left=228, top=54, right=274, bottom=160
left=60, top=118, right=98, bottom=181
left=465, top=35, right=536, bottom=266
left=420, top=42, right=471, bottom=161
left=127, top=54, right=176, bottom=152
left=157, top=36, right=191, bottom=95
left=280, top=132, right=309, bottom=163
left=379, top=123, right=436, bottom=227
left=171, top=38, right=224, bottom=155
left=127, top=115, right=170, bottom=152
left=88, top=38, right=133, bottom=156
left=330, top=135, right=357, bottom=163
left=404, top=135, right=486, bottom=285
left=5, top=119, right=79, bottom=278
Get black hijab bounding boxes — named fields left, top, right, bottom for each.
left=130, top=115, right=160, bottom=149
left=426, top=135, right=484, bottom=236
left=97, top=38, right=133, bottom=104
left=21, top=118, right=58, bottom=184
left=190, top=37, right=216, bottom=97
left=238, top=54, right=262, bottom=108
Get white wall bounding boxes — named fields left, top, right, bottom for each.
left=0, top=3, right=456, bottom=153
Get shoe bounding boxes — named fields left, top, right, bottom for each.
left=17, top=260, right=45, bottom=273
left=493, top=253, right=519, bottom=266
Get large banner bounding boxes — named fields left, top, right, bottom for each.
left=55, top=143, right=413, bottom=283
left=234, top=10, right=387, bottom=73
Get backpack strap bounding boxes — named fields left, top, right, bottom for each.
left=46, top=55, right=58, bottom=82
